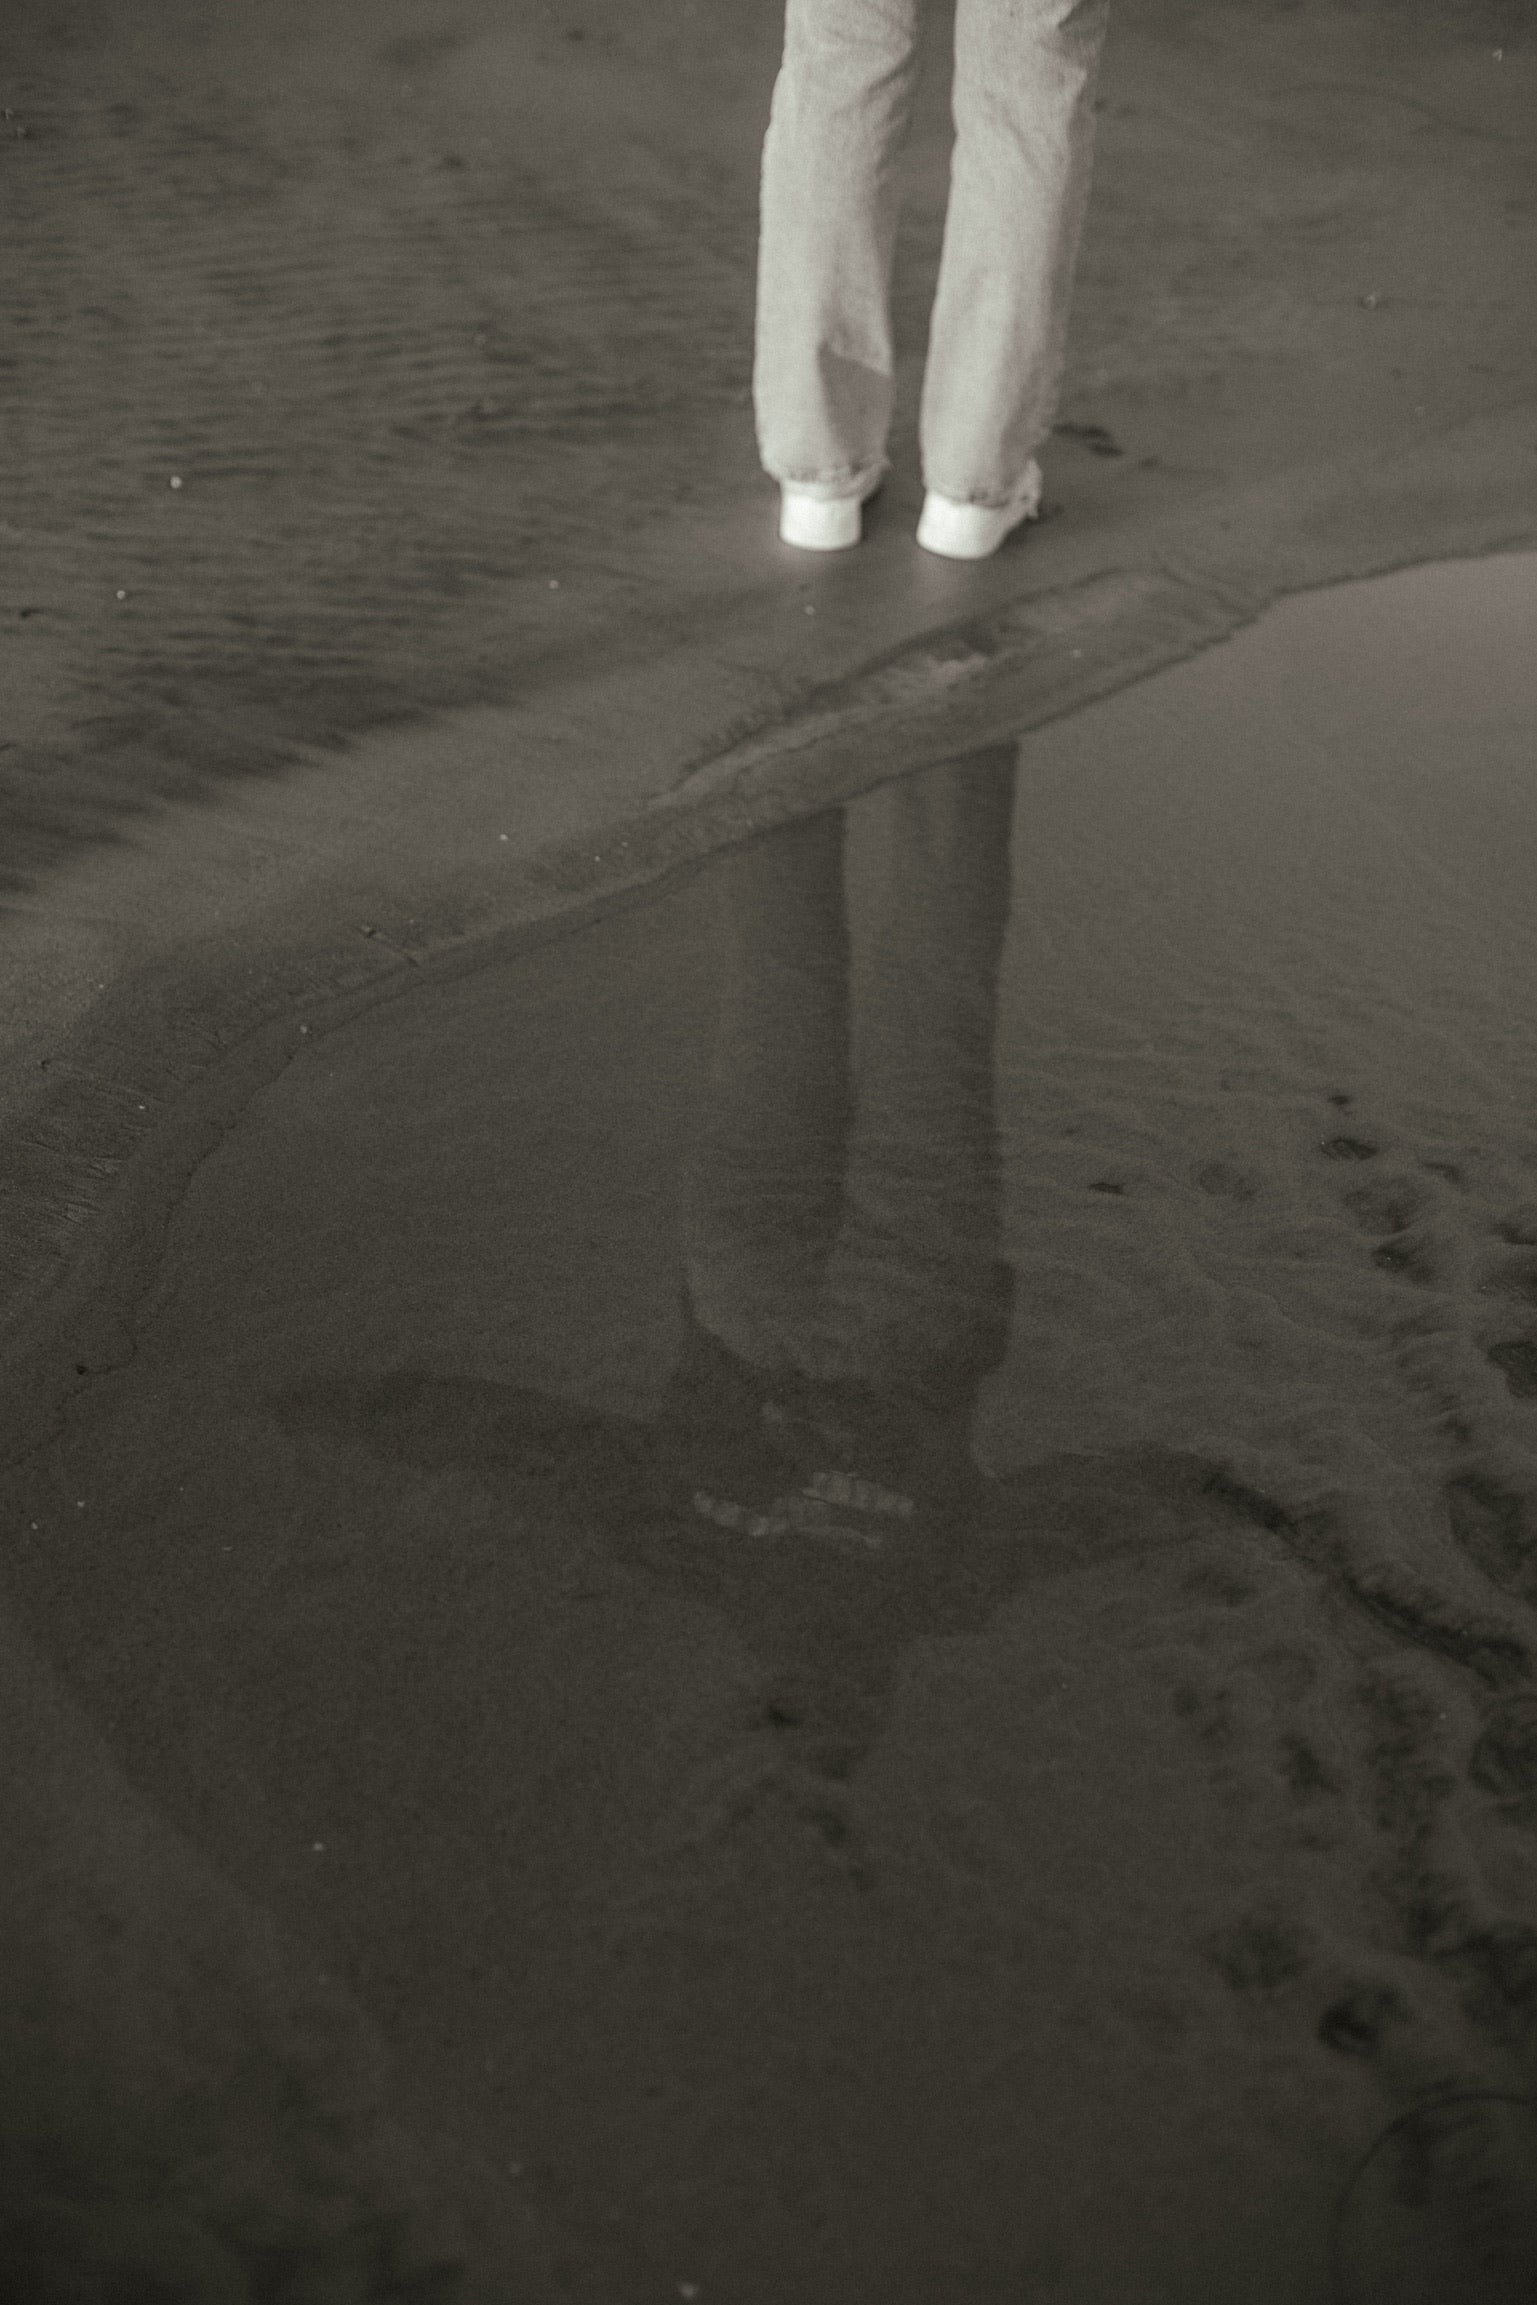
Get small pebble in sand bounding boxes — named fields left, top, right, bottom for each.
left=1360, top=292, right=1381, bottom=308
left=115, top=589, right=128, bottom=600
left=169, top=474, right=183, bottom=489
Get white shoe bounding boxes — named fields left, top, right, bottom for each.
left=916, top=462, right=1042, bottom=559
left=779, top=478, right=880, bottom=552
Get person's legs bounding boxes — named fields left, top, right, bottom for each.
left=754, top=0, right=925, bottom=507
left=920, top=0, right=1109, bottom=511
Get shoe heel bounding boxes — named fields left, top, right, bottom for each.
left=780, top=489, right=864, bottom=552
left=916, top=463, right=1042, bottom=560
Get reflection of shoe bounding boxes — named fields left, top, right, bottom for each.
left=779, top=475, right=882, bottom=552
left=760, top=1378, right=987, bottom=1538
left=916, top=462, right=1042, bottom=560
left=653, top=1318, right=799, bottom=1535
left=693, top=1475, right=902, bottom=1551
left=656, top=1316, right=912, bottom=1550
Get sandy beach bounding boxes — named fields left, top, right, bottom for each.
left=3, top=2, right=1537, bottom=2299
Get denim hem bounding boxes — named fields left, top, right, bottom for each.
left=766, top=458, right=888, bottom=503
left=922, top=473, right=1041, bottom=514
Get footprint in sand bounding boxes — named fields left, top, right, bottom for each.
left=1444, top=1472, right=1537, bottom=1606
left=1342, top=1177, right=1439, bottom=1281
left=1193, top=1158, right=1260, bottom=1203
left=1052, top=418, right=1124, bottom=457
left=1318, top=1981, right=1409, bottom=2059
left=1477, top=1228, right=1537, bottom=1398
left=1486, top=1339, right=1537, bottom=1402
left=1342, top=1180, right=1425, bottom=1236
left=1469, top=1695, right=1537, bottom=1800
left=1371, top=1235, right=1439, bottom=1286
left=1203, top=1912, right=1312, bottom=1995
left=1331, top=2092, right=1537, bottom=2305
left=1481, top=1264, right=1537, bottom=1315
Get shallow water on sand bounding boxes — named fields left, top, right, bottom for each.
left=5, top=554, right=1537, bottom=2302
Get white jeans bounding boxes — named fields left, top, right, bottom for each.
left=754, top=0, right=1109, bottom=508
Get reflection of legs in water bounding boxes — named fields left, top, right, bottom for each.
left=681, top=806, right=852, bottom=1377
left=670, top=807, right=864, bottom=1534
left=815, top=745, right=1016, bottom=1416
left=676, top=748, right=1016, bottom=1533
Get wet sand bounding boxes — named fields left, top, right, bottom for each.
left=4, top=556, right=1537, bottom=2299
left=3, top=0, right=1537, bottom=2296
